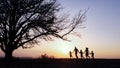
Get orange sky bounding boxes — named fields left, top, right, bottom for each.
left=0, top=34, right=119, bottom=59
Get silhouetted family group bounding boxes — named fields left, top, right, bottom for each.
left=69, top=47, right=94, bottom=59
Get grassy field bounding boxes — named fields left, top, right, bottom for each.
left=0, top=58, right=120, bottom=68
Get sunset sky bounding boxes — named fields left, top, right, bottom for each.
left=0, top=0, right=120, bottom=59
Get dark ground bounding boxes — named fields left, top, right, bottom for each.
left=0, top=58, right=120, bottom=68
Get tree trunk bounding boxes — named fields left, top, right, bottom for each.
left=5, top=49, right=13, bottom=61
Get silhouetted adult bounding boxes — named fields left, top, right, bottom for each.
left=84, top=47, right=90, bottom=59
left=79, top=49, right=84, bottom=59
left=91, top=51, right=94, bottom=59
left=73, top=46, right=79, bottom=59
left=69, top=51, right=72, bottom=58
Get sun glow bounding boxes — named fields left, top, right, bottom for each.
left=49, top=35, right=82, bottom=58
left=58, top=44, right=71, bottom=54
left=51, top=39, right=72, bottom=55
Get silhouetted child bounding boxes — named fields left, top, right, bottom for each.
left=69, top=51, right=72, bottom=58
left=73, top=46, right=79, bottom=59
left=84, top=47, right=90, bottom=59
left=79, top=49, right=84, bottom=59
left=90, top=51, right=94, bottom=59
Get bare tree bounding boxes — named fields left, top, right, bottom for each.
left=0, top=0, right=86, bottom=60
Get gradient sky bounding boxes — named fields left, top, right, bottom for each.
left=58, top=0, right=120, bottom=58
left=0, top=0, right=120, bottom=58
